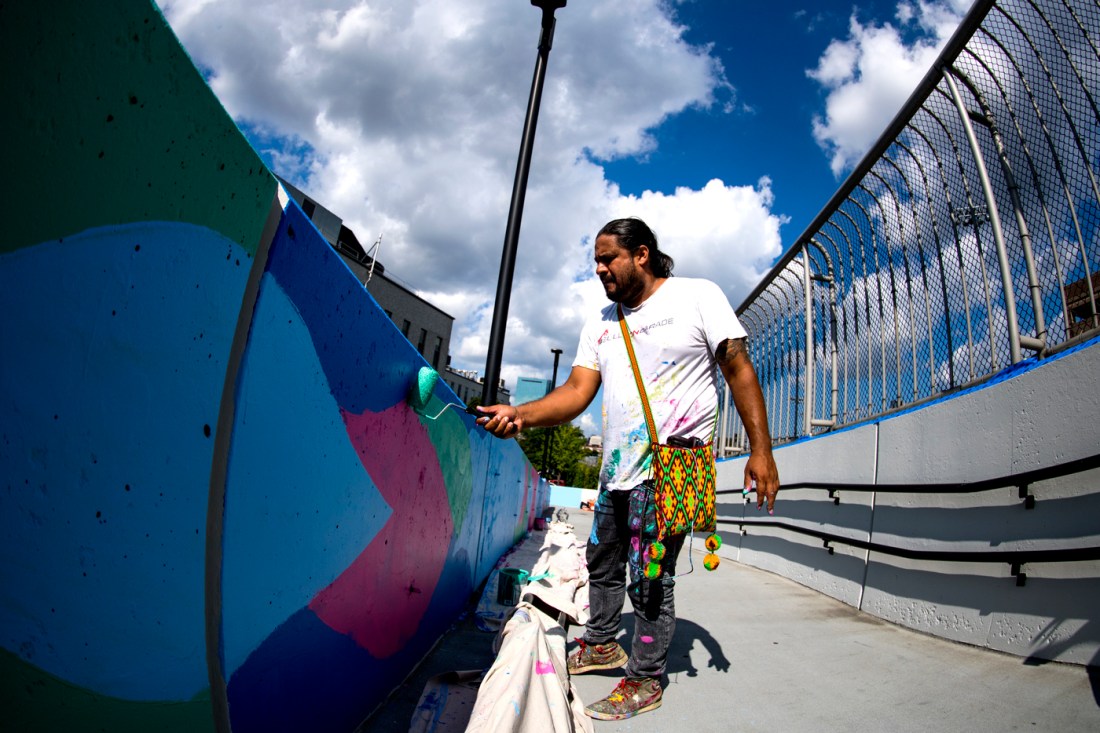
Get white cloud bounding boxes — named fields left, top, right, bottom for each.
left=611, top=177, right=786, bottom=307
left=157, top=0, right=782, bottom=425
left=807, top=1, right=971, bottom=176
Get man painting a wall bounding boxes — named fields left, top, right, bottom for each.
left=478, top=217, right=780, bottom=721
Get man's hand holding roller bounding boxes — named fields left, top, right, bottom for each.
left=476, top=404, right=524, bottom=439
left=476, top=366, right=601, bottom=440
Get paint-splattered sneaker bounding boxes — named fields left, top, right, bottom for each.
left=566, top=639, right=627, bottom=674
left=583, top=676, right=663, bottom=720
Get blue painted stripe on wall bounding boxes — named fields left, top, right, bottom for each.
left=219, top=268, right=393, bottom=680
left=264, top=204, right=419, bottom=415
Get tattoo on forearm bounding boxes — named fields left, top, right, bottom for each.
left=717, top=337, right=748, bottom=366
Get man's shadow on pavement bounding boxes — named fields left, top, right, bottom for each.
left=581, top=612, right=730, bottom=681
left=1023, top=617, right=1100, bottom=708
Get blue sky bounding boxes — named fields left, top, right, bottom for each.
left=604, top=2, right=854, bottom=241
left=605, top=1, right=972, bottom=251
left=159, top=0, right=973, bottom=434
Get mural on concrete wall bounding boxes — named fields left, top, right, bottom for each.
left=0, top=2, right=545, bottom=731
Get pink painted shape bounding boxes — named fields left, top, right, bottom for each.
left=309, top=404, right=455, bottom=658
left=640, top=635, right=654, bottom=643
left=535, top=661, right=555, bottom=675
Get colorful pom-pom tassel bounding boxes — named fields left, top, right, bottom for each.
left=647, top=541, right=666, bottom=561
left=644, top=561, right=662, bottom=579
left=705, top=533, right=722, bottom=552
left=703, top=553, right=720, bottom=571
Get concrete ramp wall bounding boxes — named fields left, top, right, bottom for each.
left=718, top=339, right=1100, bottom=666
left=1, top=2, right=545, bottom=731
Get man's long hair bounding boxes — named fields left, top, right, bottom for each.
left=597, top=218, right=675, bottom=278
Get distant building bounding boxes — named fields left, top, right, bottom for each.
left=442, top=369, right=508, bottom=408
left=278, top=176, right=510, bottom=404
left=513, top=377, right=551, bottom=406
left=1064, top=272, right=1100, bottom=337
left=581, top=434, right=602, bottom=467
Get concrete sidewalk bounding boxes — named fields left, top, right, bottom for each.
left=361, top=509, right=1100, bottom=732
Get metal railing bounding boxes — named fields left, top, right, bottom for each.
left=717, top=452, right=1100, bottom=585
left=719, top=0, right=1100, bottom=452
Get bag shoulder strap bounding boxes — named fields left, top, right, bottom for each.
left=617, top=305, right=659, bottom=445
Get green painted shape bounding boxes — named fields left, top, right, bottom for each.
left=0, top=0, right=275, bottom=255
left=419, top=398, right=475, bottom=533
left=0, top=648, right=216, bottom=733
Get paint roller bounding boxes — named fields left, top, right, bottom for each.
left=407, top=366, right=481, bottom=420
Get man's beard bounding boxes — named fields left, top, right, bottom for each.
left=603, top=262, right=644, bottom=304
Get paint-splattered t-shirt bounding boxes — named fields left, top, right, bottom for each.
left=573, top=277, right=747, bottom=492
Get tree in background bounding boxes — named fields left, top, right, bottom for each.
left=517, top=424, right=599, bottom=489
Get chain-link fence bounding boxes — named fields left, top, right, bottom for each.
left=720, top=0, right=1100, bottom=453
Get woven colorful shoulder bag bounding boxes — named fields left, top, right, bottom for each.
left=617, top=305, right=723, bottom=576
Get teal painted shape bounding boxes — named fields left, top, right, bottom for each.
left=220, top=272, right=392, bottom=679
left=448, top=429, right=494, bottom=585
left=420, top=400, right=476, bottom=534
left=0, top=223, right=249, bottom=700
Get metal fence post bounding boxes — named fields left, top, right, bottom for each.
left=944, top=68, right=1028, bottom=364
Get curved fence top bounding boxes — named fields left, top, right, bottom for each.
left=722, top=0, right=1100, bottom=450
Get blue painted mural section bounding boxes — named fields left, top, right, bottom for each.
left=218, top=201, right=546, bottom=732
left=219, top=268, right=393, bottom=680
left=264, top=204, right=417, bottom=416
left=1, top=223, right=250, bottom=701
left=1, top=1, right=547, bottom=729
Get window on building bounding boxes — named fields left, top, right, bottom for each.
left=1065, top=273, right=1100, bottom=337
left=302, top=199, right=316, bottom=219
left=402, top=320, right=411, bottom=337
left=418, top=328, right=427, bottom=355
left=432, top=336, right=443, bottom=369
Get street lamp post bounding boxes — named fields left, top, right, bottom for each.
left=540, top=347, right=563, bottom=476
left=482, top=0, right=567, bottom=406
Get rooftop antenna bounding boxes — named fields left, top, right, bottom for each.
left=364, top=233, right=383, bottom=288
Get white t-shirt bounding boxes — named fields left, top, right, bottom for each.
left=573, top=277, right=747, bottom=492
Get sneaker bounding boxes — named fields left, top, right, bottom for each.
left=567, top=639, right=627, bottom=674
left=584, top=677, right=663, bottom=720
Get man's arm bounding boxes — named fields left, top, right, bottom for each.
left=716, top=337, right=780, bottom=512
left=476, top=366, right=601, bottom=440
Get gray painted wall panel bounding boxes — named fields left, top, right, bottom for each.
left=734, top=530, right=866, bottom=607
left=714, top=340, right=1099, bottom=664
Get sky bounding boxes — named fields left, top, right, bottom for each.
left=157, top=0, right=975, bottom=435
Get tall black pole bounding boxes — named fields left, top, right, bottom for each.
left=540, top=347, right=563, bottom=475
left=482, top=0, right=567, bottom=406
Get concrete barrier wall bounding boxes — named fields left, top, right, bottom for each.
left=0, top=2, right=545, bottom=731
left=717, top=338, right=1100, bottom=665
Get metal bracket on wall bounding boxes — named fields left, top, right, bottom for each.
left=1018, top=484, right=1035, bottom=509
left=1010, top=562, right=1027, bottom=587
left=823, top=540, right=835, bottom=555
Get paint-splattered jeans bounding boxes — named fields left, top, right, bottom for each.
left=583, top=482, right=685, bottom=679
